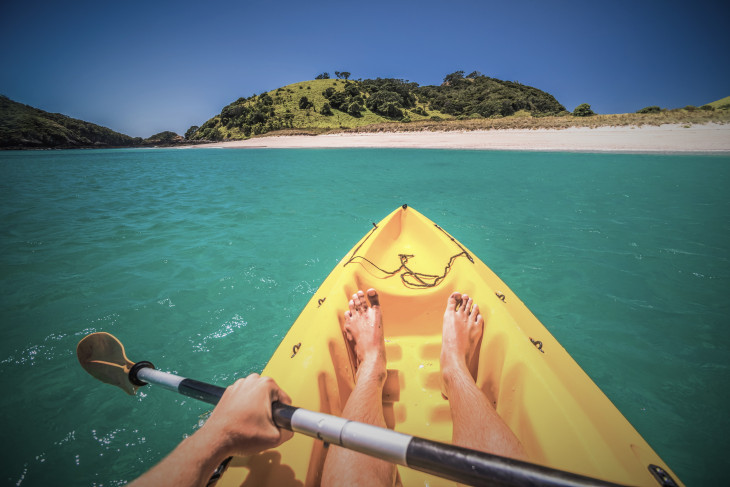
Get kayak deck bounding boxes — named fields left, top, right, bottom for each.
left=217, top=206, right=682, bottom=487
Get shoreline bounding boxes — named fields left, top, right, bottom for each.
left=184, top=123, right=730, bottom=153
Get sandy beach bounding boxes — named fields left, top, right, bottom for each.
left=190, top=123, right=730, bottom=152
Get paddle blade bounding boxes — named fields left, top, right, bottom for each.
left=77, top=332, right=138, bottom=395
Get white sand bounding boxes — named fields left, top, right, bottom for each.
left=188, top=123, right=730, bottom=152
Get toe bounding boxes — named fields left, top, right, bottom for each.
left=356, top=290, right=367, bottom=311
left=470, top=303, right=480, bottom=321
left=366, top=288, right=380, bottom=307
left=461, top=294, right=470, bottom=314
left=446, top=292, right=461, bottom=311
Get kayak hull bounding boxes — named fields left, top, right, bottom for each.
left=217, top=206, right=682, bottom=487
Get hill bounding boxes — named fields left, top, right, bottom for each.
left=188, top=71, right=566, bottom=141
left=0, top=95, right=141, bottom=149
left=143, top=131, right=184, bottom=145
left=706, top=95, right=730, bottom=109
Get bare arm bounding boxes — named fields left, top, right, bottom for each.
left=128, top=374, right=293, bottom=487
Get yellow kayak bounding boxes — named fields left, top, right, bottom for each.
left=217, top=205, right=682, bottom=487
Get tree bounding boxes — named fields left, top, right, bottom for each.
left=573, top=103, right=595, bottom=117
left=321, top=102, right=333, bottom=116
left=443, top=71, right=465, bottom=86
left=315, top=72, right=330, bottom=79
left=184, top=125, right=199, bottom=139
left=366, top=90, right=404, bottom=117
left=335, top=71, right=351, bottom=80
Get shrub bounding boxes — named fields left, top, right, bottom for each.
left=345, top=84, right=360, bottom=97
left=684, top=105, right=697, bottom=111
left=700, top=104, right=715, bottom=111
left=573, top=103, right=595, bottom=117
left=637, top=106, right=661, bottom=114
left=328, top=91, right=347, bottom=110
left=321, top=102, right=333, bottom=116
left=412, top=106, right=428, bottom=116
left=315, top=72, right=330, bottom=79
left=347, top=102, right=363, bottom=117
left=299, top=96, right=313, bottom=109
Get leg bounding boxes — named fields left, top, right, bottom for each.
left=321, top=289, right=396, bottom=487
left=441, top=292, right=528, bottom=461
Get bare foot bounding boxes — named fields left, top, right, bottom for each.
left=440, top=292, right=484, bottom=386
left=344, top=289, right=387, bottom=383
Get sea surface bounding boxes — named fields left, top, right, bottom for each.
left=1, top=148, right=728, bottom=486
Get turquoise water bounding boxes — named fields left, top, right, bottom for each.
left=1, top=148, right=728, bottom=486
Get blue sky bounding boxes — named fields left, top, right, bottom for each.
left=1, top=0, right=727, bottom=137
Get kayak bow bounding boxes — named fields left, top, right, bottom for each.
left=217, top=205, right=682, bottom=486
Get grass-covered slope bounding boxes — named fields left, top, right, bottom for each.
left=0, top=95, right=140, bottom=149
left=190, top=78, right=448, bottom=141
left=706, top=95, right=730, bottom=109
left=189, top=72, right=567, bottom=141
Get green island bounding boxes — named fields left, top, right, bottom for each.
left=2, top=71, right=728, bottom=149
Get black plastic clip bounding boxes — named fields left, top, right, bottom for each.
left=291, top=343, right=301, bottom=358
left=648, top=465, right=679, bottom=487
left=530, top=338, right=545, bottom=353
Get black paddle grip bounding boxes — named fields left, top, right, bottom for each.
left=271, top=401, right=297, bottom=431
left=406, top=437, right=627, bottom=487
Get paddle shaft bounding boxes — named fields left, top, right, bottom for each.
left=134, top=366, right=626, bottom=487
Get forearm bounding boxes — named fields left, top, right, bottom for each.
left=128, top=426, right=229, bottom=487
left=127, top=374, right=292, bottom=487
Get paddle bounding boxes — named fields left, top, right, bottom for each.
left=77, top=332, right=627, bottom=487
